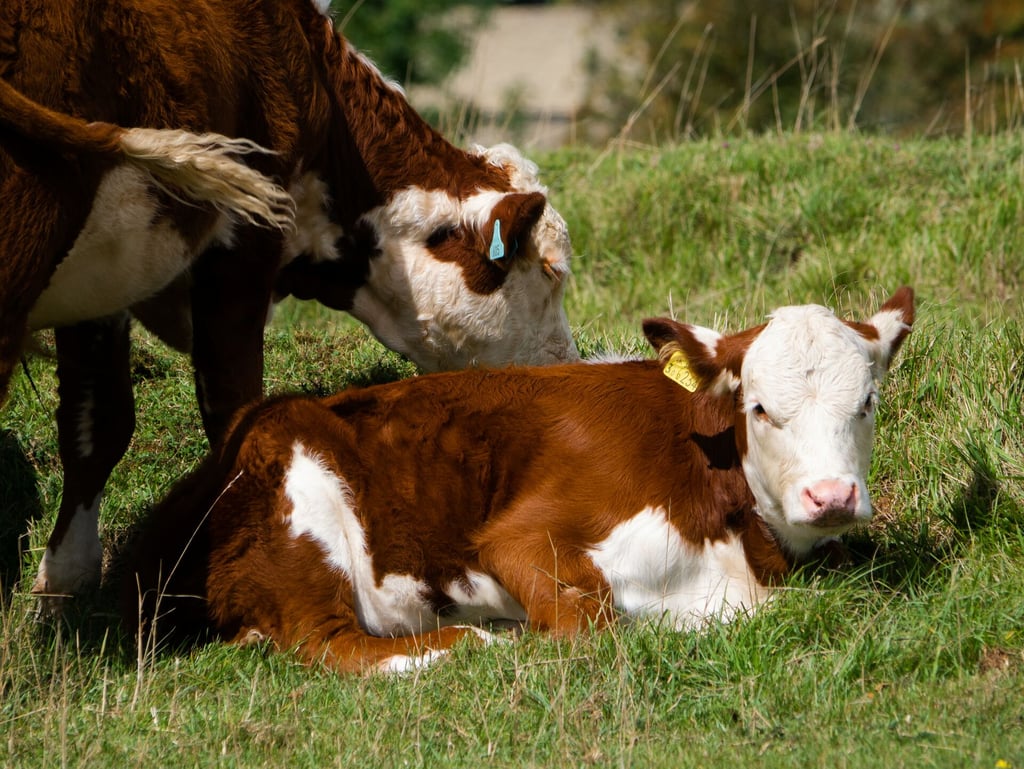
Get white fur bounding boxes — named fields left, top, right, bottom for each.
left=28, top=167, right=193, bottom=328
left=284, top=443, right=430, bottom=636
left=118, top=127, right=294, bottom=230
left=284, top=172, right=343, bottom=263
left=283, top=444, right=526, bottom=636
left=377, top=649, right=449, bottom=674
left=32, top=495, right=103, bottom=597
left=586, top=507, right=770, bottom=628
left=310, top=0, right=332, bottom=16
left=353, top=181, right=577, bottom=371
left=738, top=305, right=887, bottom=555
left=443, top=571, right=526, bottom=625
left=348, top=47, right=405, bottom=95
left=684, top=325, right=741, bottom=395
left=28, top=126, right=289, bottom=328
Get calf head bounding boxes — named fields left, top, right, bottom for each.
left=644, top=287, right=914, bottom=556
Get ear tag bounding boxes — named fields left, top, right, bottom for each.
left=663, top=351, right=700, bottom=392
left=489, top=219, right=505, bottom=260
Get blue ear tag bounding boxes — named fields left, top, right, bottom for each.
left=489, top=219, right=505, bottom=260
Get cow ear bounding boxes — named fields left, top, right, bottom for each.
left=849, top=286, right=914, bottom=378
left=484, top=191, right=547, bottom=266
left=642, top=317, right=737, bottom=396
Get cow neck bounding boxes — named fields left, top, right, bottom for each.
left=318, top=24, right=511, bottom=227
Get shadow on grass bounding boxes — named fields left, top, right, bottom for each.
left=947, top=437, right=1016, bottom=535
left=833, top=437, right=1020, bottom=590
left=0, top=430, right=43, bottom=602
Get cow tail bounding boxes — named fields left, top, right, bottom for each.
left=117, top=128, right=296, bottom=232
left=0, top=78, right=295, bottom=231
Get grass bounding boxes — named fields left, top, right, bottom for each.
left=2, top=133, right=1023, bottom=768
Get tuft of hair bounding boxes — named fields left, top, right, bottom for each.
left=310, top=0, right=332, bottom=16
left=473, top=143, right=545, bottom=192
left=118, top=128, right=295, bottom=231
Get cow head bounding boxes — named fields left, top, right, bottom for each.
left=644, top=287, right=914, bottom=556
left=278, top=144, right=578, bottom=372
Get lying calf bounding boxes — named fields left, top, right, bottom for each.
left=123, top=288, right=914, bottom=672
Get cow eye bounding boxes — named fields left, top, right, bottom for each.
left=426, top=226, right=455, bottom=248
left=860, top=393, right=877, bottom=418
left=752, top=403, right=771, bottom=422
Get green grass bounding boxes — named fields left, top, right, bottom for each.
left=2, top=134, right=1023, bottom=768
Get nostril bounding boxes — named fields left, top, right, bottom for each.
left=844, top=482, right=858, bottom=511
left=802, top=479, right=860, bottom=521
left=800, top=486, right=823, bottom=513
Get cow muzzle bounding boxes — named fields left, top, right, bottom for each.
left=800, top=478, right=863, bottom=528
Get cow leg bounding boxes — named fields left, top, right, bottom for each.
left=32, top=314, right=134, bottom=601
left=0, top=170, right=75, bottom=404
left=476, top=512, right=615, bottom=637
left=189, top=236, right=280, bottom=445
left=279, top=620, right=493, bottom=675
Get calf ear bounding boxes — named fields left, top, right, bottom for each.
left=850, top=286, right=914, bottom=378
left=484, top=192, right=547, bottom=265
left=642, top=317, right=739, bottom=397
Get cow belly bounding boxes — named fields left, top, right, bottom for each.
left=28, top=166, right=215, bottom=329
left=586, top=507, right=771, bottom=629
left=282, top=442, right=525, bottom=637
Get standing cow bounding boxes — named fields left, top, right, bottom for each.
left=124, top=289, right=914, bottom=673
left=0, top=0, right=578, bottom=601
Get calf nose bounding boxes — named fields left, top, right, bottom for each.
left=800, top=479, right=859, bottom=525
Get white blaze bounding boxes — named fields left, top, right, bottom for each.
left=739, top=305, right=881, bottom=555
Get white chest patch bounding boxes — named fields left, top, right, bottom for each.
left=282, top=443, right=524, bottom=636
left=586, top=507, right=771, bottom=629
left=28, top=165, right=227, bottom=329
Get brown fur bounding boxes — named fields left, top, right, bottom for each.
left=123, top=322, right=795, bottom=673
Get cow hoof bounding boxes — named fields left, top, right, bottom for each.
left=30, top=547, right=102, bottom=614
left=462, top=625, right=514, bottom=646
left=376, top=649, right=450, bottom=674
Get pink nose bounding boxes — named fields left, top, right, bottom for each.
left=800, top=479, right=859, bottom=525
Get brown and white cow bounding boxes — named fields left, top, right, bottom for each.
left=123, top=289, right=914, bottom=673
left=1, top=0, right=578, bottom=600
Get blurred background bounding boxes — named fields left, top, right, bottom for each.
left=330, top=0, right=1024, bottom=148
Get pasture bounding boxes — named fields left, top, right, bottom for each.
left=2, top=133, right=1023, bottom=767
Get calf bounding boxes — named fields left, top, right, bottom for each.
left=2, top=0, right=577, bottom=600
left=124, top=288, right=913, bottom=673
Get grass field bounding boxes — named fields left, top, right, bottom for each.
left=2, top=134, right=1022, bottom=768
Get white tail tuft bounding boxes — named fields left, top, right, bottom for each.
left=118, top=128, right=296, bottom=231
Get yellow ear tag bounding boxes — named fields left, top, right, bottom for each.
left=663, top=351, right=700, bottom=392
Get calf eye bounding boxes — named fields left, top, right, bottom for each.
left=752, top=403, right=771, bottom=422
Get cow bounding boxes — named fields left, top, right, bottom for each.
left=122, top=288, right=914, bottom=673
left=1, top=0, right=578, bottom=601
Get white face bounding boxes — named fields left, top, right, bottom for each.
left=738, top=305, right=890, bottom=555
left=349, top=148, right=579, bottom=371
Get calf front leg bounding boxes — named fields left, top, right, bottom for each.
left=33, top=314, right=135, bottom=601
left=476, top=514, right=616, bottom=637
left=276, top=620, right=494, bottom=675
